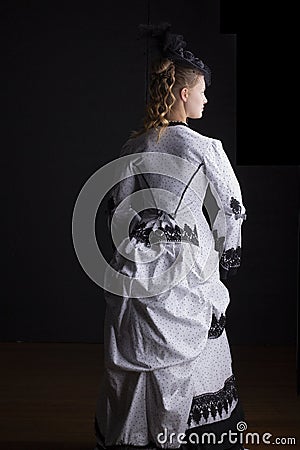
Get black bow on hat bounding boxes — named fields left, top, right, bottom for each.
left=138, top=22, right=211, bottom=86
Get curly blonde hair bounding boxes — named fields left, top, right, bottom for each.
left=130, top=58, right=203, bottom=142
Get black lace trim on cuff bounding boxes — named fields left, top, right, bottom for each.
left=208, top=313, right=226, bottom=339
left=187, top=374, right=238, bottom=426
left=220, top=246, right=241, bottom=274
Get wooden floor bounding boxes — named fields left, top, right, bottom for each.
left=0, top=343, right=299, bottom=450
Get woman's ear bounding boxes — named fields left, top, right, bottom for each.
left=179, top=87, right=189, bottom=103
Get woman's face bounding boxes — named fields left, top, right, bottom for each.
left=184, top=75, right=208, bottom=119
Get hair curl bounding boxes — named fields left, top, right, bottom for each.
left=130, top=58, right=203, bottom=142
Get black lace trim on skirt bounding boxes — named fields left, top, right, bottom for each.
left=94, top=392, right=245, bottom=450
left=187, top=375, right=238, bottom=426
left=130, top=218, right=200, bottom=247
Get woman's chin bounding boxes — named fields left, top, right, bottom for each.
left=195, top=112, right=203, bottom=119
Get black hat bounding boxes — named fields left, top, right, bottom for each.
left=138, top=22, right=211, bottom=86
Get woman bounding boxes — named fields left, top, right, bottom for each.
left=93, top=23, right=247, bottom=450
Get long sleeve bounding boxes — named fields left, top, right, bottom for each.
left=202, top=138, right=247, bottom=280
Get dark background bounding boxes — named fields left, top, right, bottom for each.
left=2, top=0, right=299, bottom=345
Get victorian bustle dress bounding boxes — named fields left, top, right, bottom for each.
left=93, top=122, right=247, bottom=450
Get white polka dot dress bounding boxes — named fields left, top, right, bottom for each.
left=94, top=124, right=247, bottom=450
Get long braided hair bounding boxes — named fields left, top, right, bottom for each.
left=130, top=59, right=203, bottom=142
